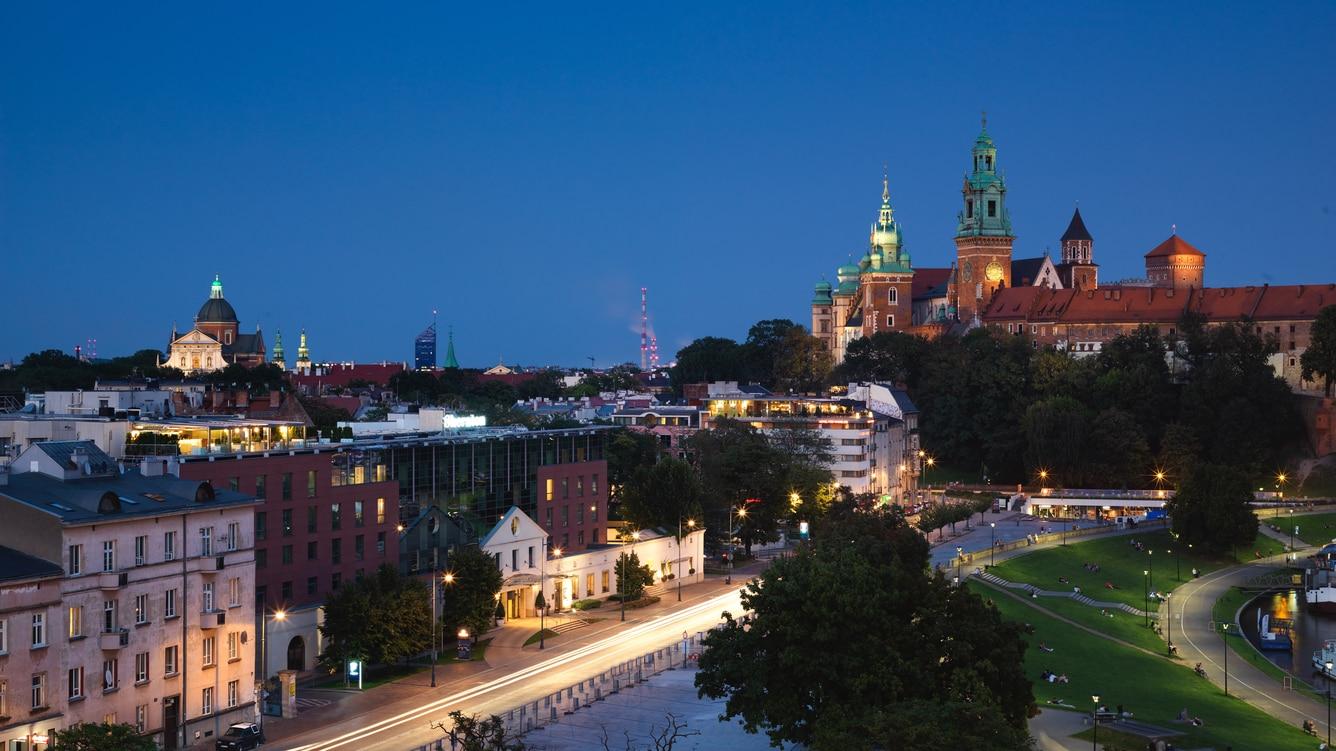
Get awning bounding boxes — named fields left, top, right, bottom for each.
left=502, top=573, right=542, bottom=586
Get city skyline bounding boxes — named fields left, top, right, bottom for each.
left=3, top=3, right=1334, bottom=365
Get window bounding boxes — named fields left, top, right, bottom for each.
left=354, top=536, right=364, bottom=561
left=307, top=505, right=318, bottom=533
left=0, top=679, right=7, bottom=717
left=562, top=478, right=569, bottom=499
left=134, top=594, right=148, bottom=625
left=165, top=588, right=178, bottom=619
left=527, top=546, right=534, bottom=568
left=103, top=600, right=117, bottom=633
left=200, top=527, right=213, bottom=557
left=307, top=470, right=318, bottom=497
left=202, top=636, right=215, bottom=667
left=227, top=679, right=239, bottom=708
left=68, top=667, right=83, bottom=700
left=255, top=474, right=267, bottom=498
left=31, top=672, right=47, bottom=709
left=227, top=631, right=239, bottom=661
left=376, top=531, right=386, bottom=554
left=562, top=533, right=569, bottom=549
left=546, top=507, right=553, bottom=528
left=282, top=509, right=293, bottom=537
left=102, top=540, right=116, bottom=572
left=256, top=512, right=268, bottom=541
left=281, top=545, right=293, bottom=565
left=68, top=606, right=83, bottom=639
left=0, top=618, right=7, bottom=654
left=307, top=541, right=318, bottom=560
left=577, top=530, right=585, bottom=545
left=966, top=198, right=974, bottom=218
left=256, top=549, right=267, bottom=569
left=331, top=503, right=342, bottom=530
left=591, top=504, right=598, bottom=522
left=281, top=581, right=292, bottom=601
left=229, top=577, right=240, bottom=607
left=164, top=531, right=176, bottom=561
left=886, top=315, right=894, bottom=328
left=601, top=571, right=610, bottom=593
left=561, top=506, right=569, bottom=528
left=307, top=576, right=317, bottom=595
left=510, top=549, right=517, bottom=571
left=331, top=539, right=342, bottom=564
left=354, top=501, right=364, bottom=527
left=135, top=652, right=149, bottom=683
left=202, top=686, right=213, bottom=715
left=203, top=582, right=215, bottom=612
left=281, top=472, right=293, bottom=500
left=376, top=498, right=385, bottom=524
left=164, top=645, right=178, bottom=676
left=228, top=477, right=239, bottom=492
left=586, top=573, right=594, bottom=597
left=136, top=704, right=147, bottom=733
left=31, top=612, right=46, bottom=648
left=331, top=572, right=342, bottom=590
left=134, top=535, right=148, bottom=566
left=545, top=478, right=553, bottom=501
left=887, top=288, right=898, bottom=304
left=227, top=522, right=240, bottom=551
left=987, top=199, right=997, bottom=217
left=256, top=585, right=266, bottom=604
left=102, top=658, right=118, bottom=691
left=68, top=544, right=82, bottom=576
left=591, top=474, right=599, bottom=495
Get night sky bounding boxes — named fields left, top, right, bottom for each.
left=3, top=3, right=1334, bottom=367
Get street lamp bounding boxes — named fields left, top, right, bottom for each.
left=1326, top=661, right=1333, bottom=748
left=1143, top=569, right=1150, bottom=628
left=989, top=522, right=996, bottom=567
left=925, top=456, right=936, bottom=492
left=955, top=545, right=964, bottom=582
left=727, top=506, right=746, bottom=585
left=430, top=571, right=455, bottom=686
left=1291, top=508, right=1296, bottom=550
left=1147, top=549, right=1153, bottom=596
left=1221, top=623, right=1231, bottom=696
left=1091, top=695, right=1100, bottom=751
left=621, top=531, right=641, bottom=622
left=677, top=517, right=696, bottom=602
left=1165, top=592, right=1173, bottom=656
left=259, top=608, right=286, bottom=731
left=540, top=541, right=561, bottom=649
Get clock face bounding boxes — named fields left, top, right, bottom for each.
left=985, top=261, right=1004, bottom=282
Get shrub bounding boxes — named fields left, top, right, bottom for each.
left=625, top=596, right=661, bottom=609
left=573, top=599, right=603, bottom=611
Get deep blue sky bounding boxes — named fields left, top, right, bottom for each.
left=3, top=3, right=1334, bottom=368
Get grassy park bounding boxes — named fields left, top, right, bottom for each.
left=972, top=582, right=1317, bottom=751
left=1275, top=511, right=1336, bottom=547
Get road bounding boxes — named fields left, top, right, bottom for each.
left=277, top=587, right=746, bottom=751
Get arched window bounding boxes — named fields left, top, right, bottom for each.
left=887, top=288, right=898, bottom=304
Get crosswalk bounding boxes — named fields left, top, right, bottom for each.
left=296, top=696, right=333, bottom=711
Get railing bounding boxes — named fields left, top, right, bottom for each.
left=405, top=631, right=715, bottom=751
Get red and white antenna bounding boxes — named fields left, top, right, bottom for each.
left=640, top=287, right=649, bottom=371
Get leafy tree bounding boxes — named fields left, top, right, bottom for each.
left=614, top=550, right=655, bottom=600
left=851, top=700, right=1034, bottom=750
left=318, top=565, right=431, bottom=671
left=1166, top=463, right=1258, bottom=556
left=388, top=369, right=443, bottom=403
left=1156, top=422, right=1200, bottom=488
left=517, top=369, right=565, bottom=400
left=689, top=419, right=788, bottom=551
left=203, top=362, right=287, bottom=392
left=695, top=511, right=1032, bottom=749
left=619, top=458, right=704, bottom=533
left=1302, top=305, right=1336, bottom=396
left=53, top=722, right=157, bottom=751
left=606, top=429, right=662, bottom=502
left=430, top=711, right=528, bottom=751
left=771, top=327, right=834, bottom=393
left=1090, top=326, right=1175, bottom=447
left=439, top=546, right=504, bottom=639
left=1083, top=408, right=1152, bottom=488
left=1021, top=396, right=1088, bottom=486
left=299, top=396, right=353, bottom=435
left=670, top=337, right=745, bottom=390
left=834, top=331, right=928, bottom=388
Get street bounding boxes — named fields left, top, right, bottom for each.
left=277, top=586, right=746, bottom=751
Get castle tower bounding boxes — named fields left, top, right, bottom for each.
left=1144, top=230, right=1206, bottom=289
left=858, top=171, right=914, bottom=338
left=295, top=329, right=312, bottom=375
left=1060, top=207, right=1098, bottom=289
left=953, top=116, right=1015, bottom=321
left=272, top=330, right=286, bottom=371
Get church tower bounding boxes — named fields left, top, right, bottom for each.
left=1059, top=207, right=1098, bottom=289
left=295, top=329, right=312, bottom=375
left=953, top=116, right=1015, bottom=322
left=858, top=172, right=914, bottom=338
left=272, top=330, right=286, bottom=371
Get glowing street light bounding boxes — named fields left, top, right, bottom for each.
left=677, top=517, right=696, bottom=602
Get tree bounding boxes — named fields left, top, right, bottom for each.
left=1156, top=422, right=1200, bottom=487
left=298, top=396, right=353, bottom=435
left=689, top=419, right=789, bottom=551
left=1302, top=305, right=1336, bottom=396
left=517, top=369, right=565, bottom=400
left=1021, top=396, right=1088, bottom=486
left=606, top=430, right=661, bottom=503
left=124, top=430, right=180, bottom=457
left=439, top=546, right=504, bottom=639
left=834, top=331, right=928, bottom=388
left=430, top=711, right=528, bottom=751
left=695, top=511, right=1032, bottom=749
left=850, top=700, right=1034, bottom=750
left=1166, top=463, right=1259, bottom=556
left=599, top=713, right=701, bottom=751
left=1083, top=408, right=1152, bottom=488
left=670, top=337, right=745, bottom=390
left=53, top=722, right=157, bottom=751
left=614, top=550, right=655, bottom=600
left=771, top=327, right=834, bottom=393
left=318, top=565, right=431, bottom=671
left=619, top=458, right=704, bottom=533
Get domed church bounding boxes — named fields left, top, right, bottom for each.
left=164, top=275, right=267, bottom=374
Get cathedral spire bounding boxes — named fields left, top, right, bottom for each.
left=272, top=329, right=286, bottom=370
left=443, top=326, right=460, bottom=369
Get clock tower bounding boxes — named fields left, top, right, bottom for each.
left=953, top=116, right=1015, bottom=322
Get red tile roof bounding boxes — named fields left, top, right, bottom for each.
left=912, top=268, right=952, bottom=298
left=983, top=283, right=1336, bottom=327
left=1144, top=235, right=1205, bottom=258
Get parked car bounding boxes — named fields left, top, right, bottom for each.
left=216, top=722, right=264, bottom=750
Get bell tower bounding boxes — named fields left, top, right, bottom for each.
left=1060, top=207, right=1098, bottom=290
left=954, top=114, right=1015, bottom=322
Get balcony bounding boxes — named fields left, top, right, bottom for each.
left=99, top=629, right=129, bottom=650
left=200, top=610, right=226, bottom=630
left=187, top=555, right=225, bottom=574
left=98, top=571, right=128, bottom=590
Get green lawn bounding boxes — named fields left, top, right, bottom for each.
left=1036, top=597, right=1168, bottom=655
left=989, top=530, right=1286, bottom=613
left=523, top=628, right=559, bottom=647
left=311, top=639, right=492, bottom=689
left=970, top=582, right=1317, bottom=751
left=1273, top=512, right=1336, bottom=547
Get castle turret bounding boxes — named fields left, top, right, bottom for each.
left=1144, top=231, right=1205, bottom=289
left=1059, top=207, right=1098, bottom=289
left=954, top=116, right=1015, bottom=321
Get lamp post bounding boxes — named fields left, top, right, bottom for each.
left=925, top=456, right=936, bottom=494
left=259, top=608, right=285, bottom=731
left=955, top=545, right=963, bottom=582
left=727, top=506, right=746, bottom=585
left=1222, top=623, right=1231, bottom=696
left=1143, top=569, right=1150, bottom=628
left=989, top=522, right=996, bottom=567
left=540, top=541, right=560, bottom=649
left=677, top=517, right=695, bottom=602
left=431, top=572, right=454, bottom=686
left=1091, top=694, right=1100, bottom=751
left=1326, top=661, right=1333, bottom=748
left=1148, top=549, right=1154, bottom=596
left=1291, top=508, right=1296, bottom=550
left=1165, top=592, right=1173, bottom=656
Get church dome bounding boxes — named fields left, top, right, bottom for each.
left=196, top=275, right=238, bottom=323
left=836, top=264, right=860, bottom=280
left=871, top=225, right=899, bottom=249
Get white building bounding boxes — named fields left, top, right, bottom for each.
left=480, top=507, right=704, bottom=619
left=42, top=388, right=173, bottom=419
left=0, top=441, right=258, bottom=750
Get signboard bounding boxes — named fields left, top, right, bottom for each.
left=347, top=660, right=363, bottom=689
left=442, top=414, right=487, bottom=430
left=799, top=521, right=810, bottom=539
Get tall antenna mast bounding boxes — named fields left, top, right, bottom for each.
left=640, top=287, right=649, bottom=371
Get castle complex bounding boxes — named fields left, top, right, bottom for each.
left=810, top=120, right=1334, bottom=389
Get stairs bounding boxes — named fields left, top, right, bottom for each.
left=973, top=571, right=1155, bottom=618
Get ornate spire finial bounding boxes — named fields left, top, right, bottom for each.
left=1171, top=223, right=1177, bottom=235
left=981, top=110, right=987, bottom=130
left=881, top=164, right=889, bottom=202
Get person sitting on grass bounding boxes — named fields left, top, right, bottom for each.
left=1058, top=576, right=1070, bottom=584
left=1190, top=716, right=1204, bottom=727
left=1105, top=581, right=1118, bottom=589
left=1038, top=641, right=1055, bottom=653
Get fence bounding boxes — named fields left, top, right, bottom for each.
left=406, top=631, right=713, bottom=751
